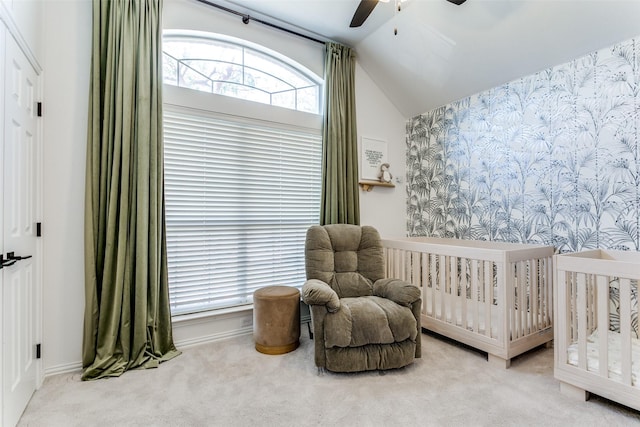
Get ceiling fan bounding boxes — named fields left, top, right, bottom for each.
left=350, top=0, right=468, bottom=28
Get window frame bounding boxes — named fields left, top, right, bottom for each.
left=162, top=30, right=323, bottom=114
left=162, top=31, right=323, bottom=317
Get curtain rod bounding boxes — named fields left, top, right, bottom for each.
left=193, top=0, right=327, bottom=45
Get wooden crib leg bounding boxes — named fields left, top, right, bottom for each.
left=560, top=382, right=590, bottom=401
left=487, top=354, right=511, bottom=369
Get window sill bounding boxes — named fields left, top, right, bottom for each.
left=171, top=301, right=310, bottom=325
left=172, top=304, right=253, bottom=324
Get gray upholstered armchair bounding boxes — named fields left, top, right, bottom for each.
left=302, top=224, right=421, bottom=372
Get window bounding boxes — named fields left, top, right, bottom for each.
left=163, top=31, right=321, bottom=114
left=163, top=32, right=323, bottom=316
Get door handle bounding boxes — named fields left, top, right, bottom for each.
left=7, top=251, right=32, bottom=261
left=0, top=254, right=17, bottom=269
left=1, top=252, right=32, bottom=267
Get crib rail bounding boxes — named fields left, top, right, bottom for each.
left=554, top=249, right=640, bottom=410
left=382, top=237, right=554, bottom=366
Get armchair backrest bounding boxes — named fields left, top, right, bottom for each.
left=305, top=224, right=384, bottom=298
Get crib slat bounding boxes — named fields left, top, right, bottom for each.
left=422, top=252, right=429, bottom=316
left=440, top=255, right=446, bottom=323
left=522, top=261, right=527, bottom=337
left=385, top=247, right=388, bottom=276
left=531, top=259, right=539, bottom=332
left=404, top=250, right=408, bottom=280
left=509, top=263, right=517, bottom=340
left=389, top=248, right=395, bottom=279
left=445, top=256, right=456, bottom=325
left=525, top=260, right=531, bottom=335
left=577, top=273, right=588, bottom=371
left=514, top=263, right=520, bottom=339
left=431, top=253, right=437, bottom=320
left=471, top=259, right=479, bottom=333
left=588, top=274, right=596, bottom=333
left=526, top=260, right=532, bottom=336
left=620, top=278, right=633, bottom=386
left=451, top=255, right=458, bottom=327
left=510, top=263, right=516, bottom=339
left=383, top=248, right=388, bottom=277
left=542, top=258, right=547, bottom=328
left=416, top=252, right=422, bottom=288
left=570, top=272, right=576, bottom=342
left=440, top=254, right=446, bottom=322
left=596, top=275, right=608, bottom=379
left=546, top=257, right=553, bottom=327
left=484, top=261, right=491, bottom=337
left=586, top=273, right=592, bottom=333
left=461, top=258, right=468, bottom=331
left=498, top=262, right=507, bottom=346
left=542, top=258, right=548, bottom=328
left=555, top=269, right=569, bottom=366
left=519, top=260, right=527, bottom=338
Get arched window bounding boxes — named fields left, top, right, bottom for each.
left=162, top=31, right=322, bottom=114
left=162, top=31, right=323, bottom=316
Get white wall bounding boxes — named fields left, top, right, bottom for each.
left=355, top=63, right=407, bottom=238
left=42, top=0, right=91, bottom=374
left=40, top=0, right=407, bottom=374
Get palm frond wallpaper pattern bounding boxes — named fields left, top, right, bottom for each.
left=407, top=37, right=640, bottom=253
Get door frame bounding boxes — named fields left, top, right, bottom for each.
left=0, top=19, right=4, bottom=425
left=0, top=3, right=44, bottom=424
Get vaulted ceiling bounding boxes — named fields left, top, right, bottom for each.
left=222, top=0, right=640, bottom=117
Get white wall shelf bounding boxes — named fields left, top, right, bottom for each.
left=359, top=180, right=395, bottom=192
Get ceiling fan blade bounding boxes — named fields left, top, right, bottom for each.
left=446, top=0, right=468, bottom=4
left=350, top=0, right=379, bottom=28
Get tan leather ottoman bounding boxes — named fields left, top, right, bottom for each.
left=253, top=286, right=300, bottom=355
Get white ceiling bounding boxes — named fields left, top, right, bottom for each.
left=222, top=0, right=640, bottom=117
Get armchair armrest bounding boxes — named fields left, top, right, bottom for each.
left=373, top=278, right=421, bottom=306
left=302, top=279, right=340, bottom=312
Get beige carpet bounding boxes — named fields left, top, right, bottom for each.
left=18, top=331, right=640, bottom=426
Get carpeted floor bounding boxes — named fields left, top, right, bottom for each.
left=18, top=331, right=640, bottom=426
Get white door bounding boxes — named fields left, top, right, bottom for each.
left=1, top=30, right=40, bottom=427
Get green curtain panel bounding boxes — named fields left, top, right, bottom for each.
left=320, top=43, right=360, bottom=225
left=83, top=0, right=180, bottom=380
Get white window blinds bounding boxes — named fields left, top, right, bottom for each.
left=163, top=105, right=322, bottom=315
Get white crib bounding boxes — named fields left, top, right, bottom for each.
left=382, top=237, right=554, bottom=368
left=554, top=249, right=640, bottom=411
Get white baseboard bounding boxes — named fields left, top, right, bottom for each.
left=45, top=361, right=82, bottom=377
left=42, top=326, right=253, bottom=378
left=43, top=307, right=311, bottom=378
left=175, top=325, right=253, bottom=349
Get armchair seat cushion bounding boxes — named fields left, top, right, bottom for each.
left=324, top=296, right=417, bottom=348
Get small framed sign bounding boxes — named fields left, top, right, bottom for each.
left=361, top=137, right=387, bottom=181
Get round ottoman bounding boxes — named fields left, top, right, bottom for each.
left=253, top=286, right=301, bottom=355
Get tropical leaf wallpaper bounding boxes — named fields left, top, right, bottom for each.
left=407, top=36, right=640, bottom=254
